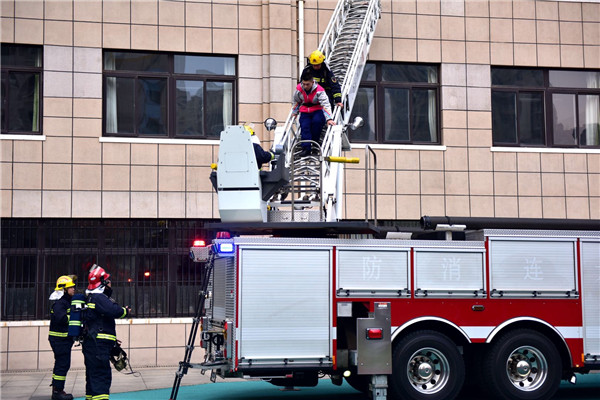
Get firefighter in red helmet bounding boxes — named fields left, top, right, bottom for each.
left=48, top=275, right=77, bottom=400
left=83, top=265, right=131, bottom=400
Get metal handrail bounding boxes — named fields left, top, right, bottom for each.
left=364, top=145, right=377, bottom=225
left=290, top=141, right=324, bottom=222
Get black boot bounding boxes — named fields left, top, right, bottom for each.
left=52, top=386, right=74, bottom=400
left=299, top=148, right=311, bottom=158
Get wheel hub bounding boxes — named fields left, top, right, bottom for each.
left=406, top=348, right=450, bottom=395
left=505, top=346, right=548, bottom=392
left=515, top=360, right=530, bottom=377
left=417, top=362, right=433, bottom=379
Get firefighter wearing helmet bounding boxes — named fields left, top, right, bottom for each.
left=48, top=275, right=77, bottom=400
left=83, top=265, right=131, bottom=400
left=302, top=50, right=343, bottom=110
left=244, top=124, right=274, bottom=168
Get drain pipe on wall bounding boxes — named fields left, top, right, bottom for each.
left=298, top=0, right=305, bottom=79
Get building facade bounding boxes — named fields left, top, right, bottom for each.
left=1, top=0, right=599, bottom=371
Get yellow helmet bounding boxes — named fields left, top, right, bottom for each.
left=243, top=124, right=255, bottom=136
left=55, top=275, right=76, bottom=291
left=309, top=50, right=325, bottom=65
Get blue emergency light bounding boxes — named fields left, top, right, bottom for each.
left=216, top=242, right=235, bottom=254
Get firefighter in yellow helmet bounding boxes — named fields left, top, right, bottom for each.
left=244, top=124, right=274, bottom=168
left=48, top=275, right=77, bottom=400
left=303, top=50, right=343, bottom=110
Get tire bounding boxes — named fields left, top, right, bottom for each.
left=389, top=330, right=465, bottom=400
left=483, top=329, right=561, bottom=400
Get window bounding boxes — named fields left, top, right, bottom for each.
left=492, top=68, right=600, bottom=148
left=349, top=62, right=439, bottom=144
left=1, top=44, right=42, bottom=135
left=104, top=51, right=236, bottom=139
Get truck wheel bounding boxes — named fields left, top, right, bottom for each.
left=483, top=329, right=561, bottom=400
left=390, top=330, right=465, bottom=400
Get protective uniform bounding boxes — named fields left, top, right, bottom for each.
left=292, top=81, right=333, bottom=155
left=245, top=125, right=274, bottom=167
left=83, top=265, right=129, bottom=400
left=49, top=275, right=76, bottom=400
left=303, top=50, right=342, bottom=109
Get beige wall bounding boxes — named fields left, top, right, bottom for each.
left=0, top=318, right=204, bottom=372
left=0, top=0, right=598, bottom=221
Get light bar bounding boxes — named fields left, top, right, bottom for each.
left=193, top=239, right=206, bottom=247
left=217, top=242, right=234, bottom=253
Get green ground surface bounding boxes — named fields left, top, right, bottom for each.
left=74, top=373, right=600, bottom=400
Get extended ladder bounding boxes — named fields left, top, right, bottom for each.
left=269, top=0, right=381, bottom=222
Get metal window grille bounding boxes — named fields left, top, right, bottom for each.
left=0, top=218, right=216, bottom=321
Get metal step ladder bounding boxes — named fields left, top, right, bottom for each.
left=269, top=0, right=381, bottom=223
left=169, top=251, right=218, bottom=400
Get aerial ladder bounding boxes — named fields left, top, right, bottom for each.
left=213, top=0, right=381, bottom=224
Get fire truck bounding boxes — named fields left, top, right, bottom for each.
left=168, top=1, right=600, bottom=399
left=177, top=219, right=599, bottom=400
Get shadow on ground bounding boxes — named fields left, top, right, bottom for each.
left=74, top=373, right=600, bottom=400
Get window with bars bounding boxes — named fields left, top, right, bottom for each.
left=491, top=67, right=600, bottom=148
left=0, top=219, right=215, bottom=321
left=1, top=44, right=42, bottom=135
left=349, top=62, right=440, bottom=144
left=103, top=50, right=236, bottom=139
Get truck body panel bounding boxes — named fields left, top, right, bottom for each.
left=204, top=230, right=600, bottom=378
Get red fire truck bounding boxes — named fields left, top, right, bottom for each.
left=173, top=217, right=599, bottom=400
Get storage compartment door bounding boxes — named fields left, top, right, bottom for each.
left=581, top=240, right=600, bottom=357
left=489, top=239, right=577, bottom=297
left=239, top=248, right=331, bottom=365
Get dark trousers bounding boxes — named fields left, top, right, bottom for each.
left=82, top=337, right=113, bottom=398
left=49, top=337, right=74, bottom=390
left=299, top=111, right=326, bottom=151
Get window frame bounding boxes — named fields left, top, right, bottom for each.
left=1, top=44, right=43, bottom=136
left=102, top=50, right=237, bottom=139
left=350, top=62, right=441, bottom=145
left=491, top=67, right=600, bottom=149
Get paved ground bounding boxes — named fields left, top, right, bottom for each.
left=0, top=366, right=208, bottom=400
left=1, top=367, right=599, bottom=400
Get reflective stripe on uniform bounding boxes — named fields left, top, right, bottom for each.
left=49, top=331, right=68, bottom=337
left=86, top=395, right=92, bottom=400
left=92, top=394, right=109, bottom=400
left=69, top=321, right=82, bottom=326
left=72, top=300, right=85, bottom=305
left=87, top=303, right=96, bottom=309
left=120, top=307, right=127, bottom=319
left=96, top=333, right=116, bottom=341
left=52, top=374, right=66, bottom=381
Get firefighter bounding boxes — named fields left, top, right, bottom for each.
left=302, top=50, right=343, bottom=110
left=244, top=124, right=274, bottom=168
left=48, top=275, right=76, bottom=400
left=83, top=265, right=131, bottom=400
left=292, top=69, right=336, bottom=157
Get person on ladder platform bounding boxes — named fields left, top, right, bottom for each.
left=303, top=50, right=343, bottom=110
left=244, top=123, right=274, bottom=168
left=83, top=265, right=131, bottom=400
left=292, top=69, right=336, bottom=157
left=48, top=275, right=77, bottom=400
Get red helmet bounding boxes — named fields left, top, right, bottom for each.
left=88, top=264, right=110, bottom=290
